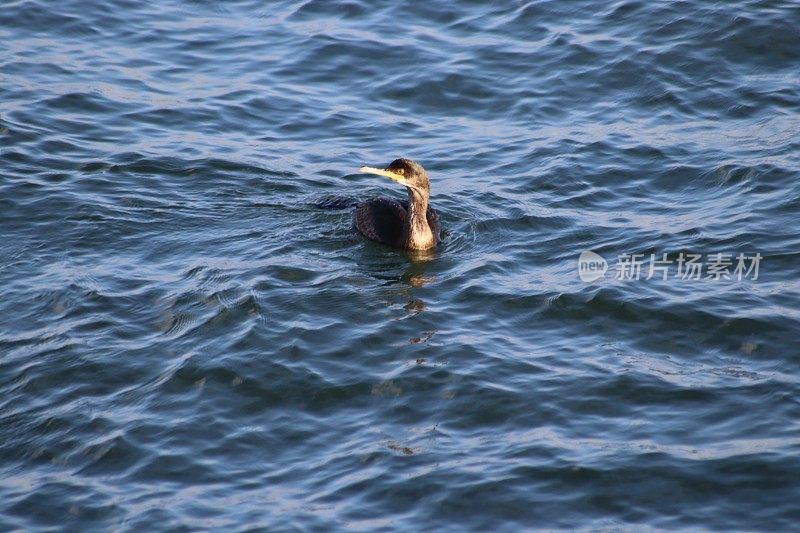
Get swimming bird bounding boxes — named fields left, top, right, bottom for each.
left=354, top=158, right=441, bottom=250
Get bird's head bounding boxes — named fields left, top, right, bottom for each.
left=359, top=158, right=430, bottom=194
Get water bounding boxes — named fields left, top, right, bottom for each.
left=2, top=0, right=800, bottom=530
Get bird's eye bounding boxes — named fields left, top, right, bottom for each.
left=397, top=168, right=405, bottom=175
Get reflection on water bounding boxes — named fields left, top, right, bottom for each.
left=402, top=252, right=437, bottom=287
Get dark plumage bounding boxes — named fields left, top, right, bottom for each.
left=353, top=197, right=440, bottom=249
left=353, top=159, right=441, bottom=250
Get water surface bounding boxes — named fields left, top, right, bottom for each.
left=2, top=0, right=800, bottom=530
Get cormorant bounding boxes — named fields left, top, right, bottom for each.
left=354, top=158, right=441, bottom=250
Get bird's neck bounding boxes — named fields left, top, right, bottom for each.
left=405, top=188, right=434, bottom=250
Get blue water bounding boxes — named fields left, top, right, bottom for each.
left=2, top=0, right=800, bottom=530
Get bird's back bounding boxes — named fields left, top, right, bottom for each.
left=353, top=197, right=407, bottom=248
left=353, top=197, right=440, bottom=248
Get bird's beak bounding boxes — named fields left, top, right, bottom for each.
left=359, top=166, right=408, bottom=186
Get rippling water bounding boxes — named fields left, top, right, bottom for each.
left=2, top=0, right=800, bottom=530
